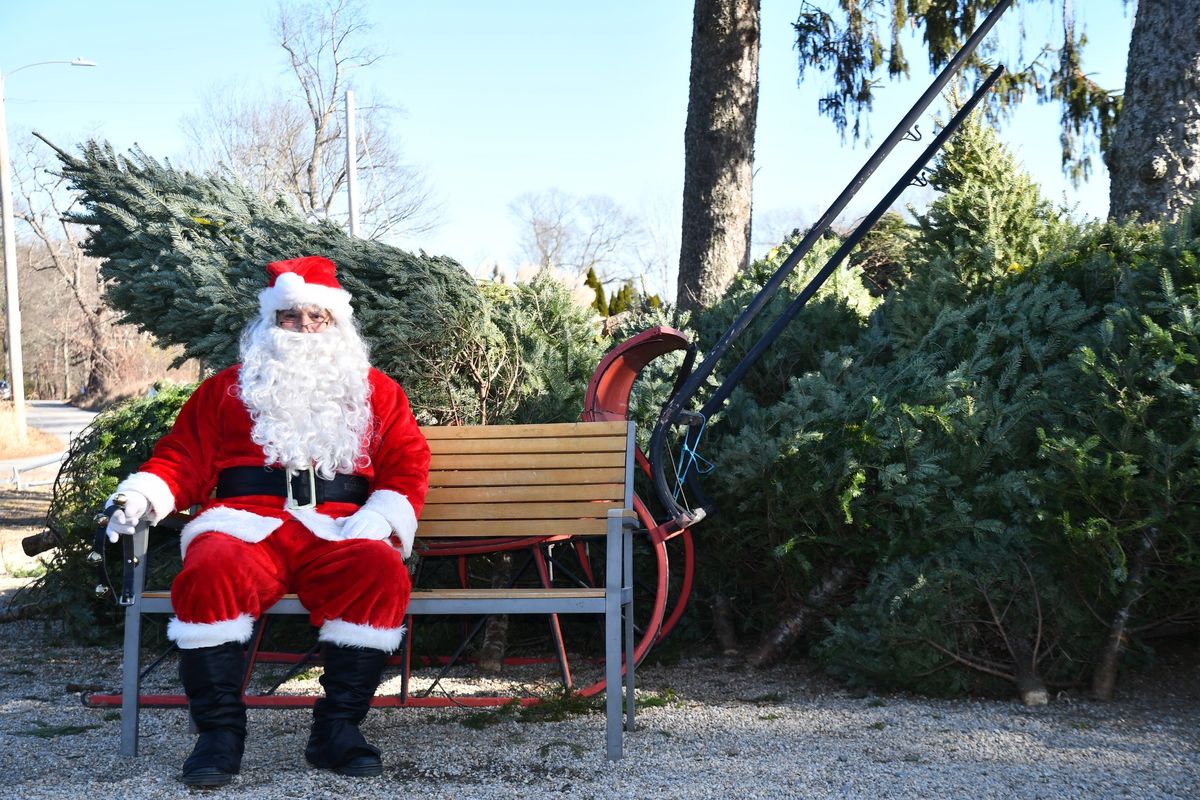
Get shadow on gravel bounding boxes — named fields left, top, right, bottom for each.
left=0, top=489, right=51, bottom=528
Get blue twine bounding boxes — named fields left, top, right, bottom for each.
left=673, top=413, right=714, bottom=501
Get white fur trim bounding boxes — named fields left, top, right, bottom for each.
left=287, top=506, right=345, bottom=541
left=168, top=613, right=255, bottom=649
left=116, top=471, right=176, bottom=524
left=319, top=618, right=406, bottom=653
left=259, top=272, right=353, bottom=326
left=180, top=506, right=285, bottom=557
left=362, top=489, right=418, bottom=559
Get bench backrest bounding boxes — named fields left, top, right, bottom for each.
left=417, top=420, right=634, bottom=539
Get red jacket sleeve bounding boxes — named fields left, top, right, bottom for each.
left=366, top=371, right=430, bottom=514
left=118, top=370, right=232, bottom=518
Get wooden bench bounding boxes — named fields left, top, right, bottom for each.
left=116, top=420, right=638, bottom=761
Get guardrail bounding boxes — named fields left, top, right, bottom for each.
left=8, top=451, right=66, bottom=490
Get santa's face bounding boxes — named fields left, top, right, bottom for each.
left=275, top=305, right=333, bottom=333
left=237, top=310, right=374, bottom=478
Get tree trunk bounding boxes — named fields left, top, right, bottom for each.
left=1107, top=0, right=1200, bottom=222
left=711, top=591, right=741, bottom=656
left=477, top=552, right=513, bottom=673
left=747, top=559, right=854, bottom=668
left=1092, top=527, right=1159, bottom=701
left=677, top=0, right=760, bottom=314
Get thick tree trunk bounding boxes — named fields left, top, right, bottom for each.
left=1092, top=527, right=1159, bottom=700
left=1107, top=0, right=1200, bottom=222
left=677, top=0, right=760, bottom=314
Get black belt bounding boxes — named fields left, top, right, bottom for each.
left=215, top=467, right=370, bottom=508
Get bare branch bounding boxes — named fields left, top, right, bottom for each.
left=183, top=0, right=436, bottom=239
left=922, top=638, right=1016, bottom=682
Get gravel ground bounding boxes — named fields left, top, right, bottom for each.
left=1, top=489, right=1198, bottom=799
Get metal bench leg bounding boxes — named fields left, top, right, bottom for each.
left=605, top=513, right=622, bottom=761
left=120, top=524, right=149, bottom=756
left=623, top=524, right=635, bottom=733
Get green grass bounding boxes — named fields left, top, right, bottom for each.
left=537, top=739, right=586, bottom=758
left=457, top=688, right=608, bottom=730
left=14, top=720, right=100, bottom=738
left=639, top=687, right=680, bottom=708
left=741, top=691, right=782, bottom=705
left=5, top=562, right=47, bottom=579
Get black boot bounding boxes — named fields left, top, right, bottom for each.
left=177, top=642, right=247, bottom=788
left=305, top=644, right=387, bottom=777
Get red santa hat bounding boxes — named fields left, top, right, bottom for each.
left=258, top=256, right=354, bottom=326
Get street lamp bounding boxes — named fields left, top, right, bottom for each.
left=0, top=57, right=96, bottom=440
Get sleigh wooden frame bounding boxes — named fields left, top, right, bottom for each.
left=103, top=420, right=638, bottom=761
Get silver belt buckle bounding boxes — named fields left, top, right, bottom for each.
left=286, top=467, right=318, bottom=510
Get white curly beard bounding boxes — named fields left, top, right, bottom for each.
left=237, top=319, right=373, bottom=479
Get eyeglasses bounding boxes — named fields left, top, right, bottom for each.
left=276, top=309, right=332, bottom=332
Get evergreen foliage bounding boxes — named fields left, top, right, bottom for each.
left=44, top=137, right=483, bottom=419
left=850, top=212, right=916, bottom=297
left=607, top=282, right=635, bottom=316
left=30, top=385, right=192, bottom=643
left=584, top=267, right=607, bottom=316
left=583, top=267, right=662, bottom=318
left=791, top=1, right=1121, bottom=183
left=477, top=270, right=608, bottom=425
left=690, top=113, right=1200, bottom=697
left=1033, top=212, right=1200, bottom=630
left=694, top=227, right=874, bottom=409
left=816, top=532, right=1097, bottom=696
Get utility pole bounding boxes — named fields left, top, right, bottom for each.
left=0, top=58, right=95, bottom=438
left=0, top=68, right=28, bottom=439
left=345, top=89, right=360, bottom=237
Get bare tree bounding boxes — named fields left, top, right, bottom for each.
left=182, top=0, right=437, bottom=241
left=3, top=134, right=196, bottom=402
left=510, top=188, right=646, bottom=283
left=635, top=192, right=681, bottom=303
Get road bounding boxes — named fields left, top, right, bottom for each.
left=1, top=401, right=100, bottom=487
left=24, top=398, right=98, bottom=448
left=24, top=399, right=99, bottom=446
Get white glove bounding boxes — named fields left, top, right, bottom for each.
left=105, top=491, right=151, bottom=542
left=339, top=508, right=392, bottom=541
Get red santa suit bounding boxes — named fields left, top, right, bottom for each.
left=115, top=257, right=430, bottom=654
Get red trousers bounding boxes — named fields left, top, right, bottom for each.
left=168, top=519, right=411, bottom=651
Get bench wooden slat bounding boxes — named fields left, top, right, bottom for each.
left=425, top=483, right=626, bottom=504
left=420, top=500, right=623, bottom=521
left=430, top=452, right=625, bottom=470
left=420, top=421, right=626, bottom=440
left=417, top=518, right=609, bottom=537
left=430, top=467, right=625, bottom=487
left=429, top=434, right=627, bottom=456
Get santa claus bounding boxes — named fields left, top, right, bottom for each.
left=106, top=255, right=429, bottom=787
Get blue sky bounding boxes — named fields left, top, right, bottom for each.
left=2, top=1, right=1133, bottom=296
